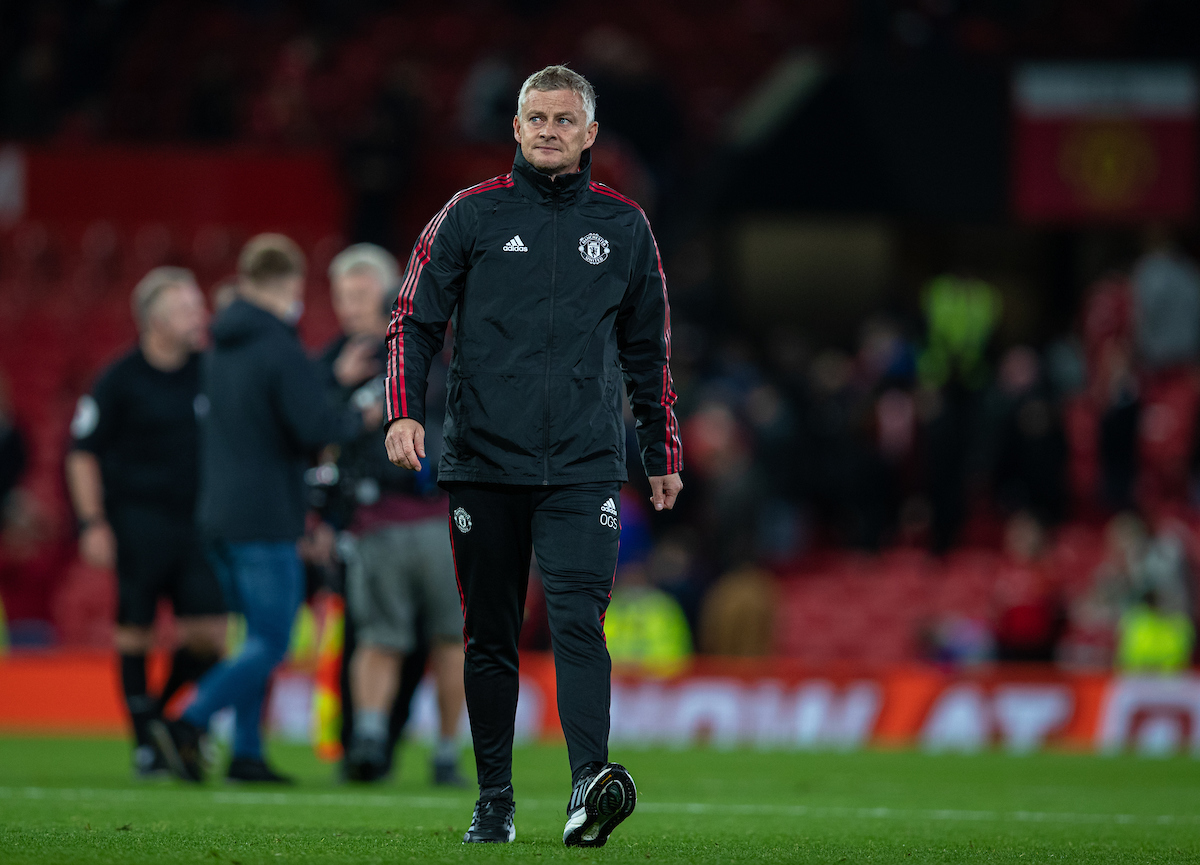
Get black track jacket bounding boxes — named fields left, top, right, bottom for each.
left=384, top=148, right=682, bottom=486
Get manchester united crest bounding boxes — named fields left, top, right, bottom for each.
left=453, top=507, right=472, bottom=533
left=578, top=233, right=610, bottom=265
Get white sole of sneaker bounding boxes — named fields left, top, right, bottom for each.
left=563, top=763, right=637, bottom=848
left=462, top=825, right=516, bottom=844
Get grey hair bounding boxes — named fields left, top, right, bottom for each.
left=329, top=243, right=401, bottom=304
left=131, top=266, right=197, bottom=328
left=516, top=64, right=596, bottom=125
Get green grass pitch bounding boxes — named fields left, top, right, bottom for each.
left=1, top=736, right=1197, bottom=863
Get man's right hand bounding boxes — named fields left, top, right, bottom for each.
left=80, top=520, right=117, bottom=570
left=385, top=418, right=426, bottom=471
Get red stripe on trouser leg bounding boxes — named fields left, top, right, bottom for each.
left=447, top=513, right=468, bottom=652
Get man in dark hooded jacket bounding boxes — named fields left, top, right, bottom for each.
left=153, top=234, right=379, bottom=784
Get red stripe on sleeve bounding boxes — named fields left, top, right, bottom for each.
left=386, top=174, right=513, bottom=421
left=590, top=182, right=683, bottom=473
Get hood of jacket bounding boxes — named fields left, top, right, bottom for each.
left=211, top=298, right=292, bottom=348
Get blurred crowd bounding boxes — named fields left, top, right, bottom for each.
left=0, top=0, right=1198, bottom=673
left=595, top=225, right=1199, bottom=673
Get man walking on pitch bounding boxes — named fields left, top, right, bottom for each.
left=67, top=267, right=226, bottom=778
left=154, top=235, right=380, bottom=783
left=385, top=65, right=683, bottom=846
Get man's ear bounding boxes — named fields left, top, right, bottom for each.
left=584, top=120, right=599, bottom=150
left=513, top=115, right=522, bottom=144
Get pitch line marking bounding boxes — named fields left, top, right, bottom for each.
left=0, top=787, right=1195, bottom=827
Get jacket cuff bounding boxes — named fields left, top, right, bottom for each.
left=384, top=410, right=425, bottom=427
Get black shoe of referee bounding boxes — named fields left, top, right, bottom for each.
left=462, top=788, right=516, bottom=843
left=132, top=744, right=169, bottom=779
left=148, top=717, right=205, bottom=783
left=344, top=734, right=389, bottom=783
left=563, top=763, right=637, bottom=848
left=227, top=756, right=295, bottom=785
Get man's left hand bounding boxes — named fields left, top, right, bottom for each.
left=648, top=473, right=683, bottom=511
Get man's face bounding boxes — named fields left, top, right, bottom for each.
left=332, top=267, right=387, bottom=337
left=151, top=282, right=209, bottom=351
left=513, top=88, right=598, bottom=176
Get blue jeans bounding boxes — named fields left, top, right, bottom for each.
left=183, top=541, right=302, bottom=760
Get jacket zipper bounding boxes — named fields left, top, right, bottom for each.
left=543, top=187, right=559, bottom=485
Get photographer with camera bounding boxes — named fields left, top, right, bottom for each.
left=315, top=243, right=466, bottom=786
left=152, top=235, right=380, bottom=785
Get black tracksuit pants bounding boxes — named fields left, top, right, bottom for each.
left=446, top=481, right=621, bottom=793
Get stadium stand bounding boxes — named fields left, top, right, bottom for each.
left=0, top=0, right=1198, bottom=678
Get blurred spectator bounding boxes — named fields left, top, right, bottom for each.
left=918, top=273, right=1001, bottom=552
left=0, top=366, right=42, bottom=650
left=249, top=37, right=320, bottom=147
left=1069, top=273, right=1141, bottom=512
left=990, top=346, right=1068, bottom=526
left=1, top=16, right=60, bottom=139
left=0, top=371, right=27, bottom=518
left=917, top=613, right=994, bottom=666
left=992, top=512, right=1066, bottom=663
left=342, top=61, right=422, bottom=248
left=917, top=273, right=1001, bottom=393
left=1132, top=225, right=1200, bottom=371
left=458, top=52, right=521, bottom=142
left=1097, top=346, right=1141, bottom=513
left=1065, top=512, right=1194, bottom=669
left=697, top=565, right=776, bottom=656
left=187, top=51, right=239, bottom=142
left=644, top=529, right=707, bottom=633
left=681, top=399, right=761, bottom=568
left=1116, top=588, right=1195, bottom=674
left=806, top=349, right=892, bottom=550
left=580, top=25, right=683, bottom=209
left=745, top=386, right=807, bottom=562
left=604, top=560, right=692, bottom=677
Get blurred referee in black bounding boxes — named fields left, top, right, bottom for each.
left=67, top=267, right=225, bottom=778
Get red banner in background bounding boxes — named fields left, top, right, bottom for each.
left=11, top=147, right=345, bottom=233
left=1013, top=64, right=1197, bottom=223
left=3, top=652, right=1199, bottom=757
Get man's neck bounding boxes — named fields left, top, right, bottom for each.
left=141, top=332, right=189, bottom=372
left=545, top=162, right=581, bottom=180
left=241, top=286, right=294, bottom=322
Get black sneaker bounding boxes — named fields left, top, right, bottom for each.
left=344, top=735, right=389, bottom=783
left=132, top=744, right=168, bottom=779
left=226, top=757, right=295, bottom=784
left=148, top=718, right=205, bottom=783
left=432, top=755, right=468, bottom=788
left=463, top=790, right=516, bottom=844
left=563, top=763, right=637, bottom=848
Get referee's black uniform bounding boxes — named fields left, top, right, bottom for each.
left=384, top=147, right=683, bottom=795
left=71, top=349, right=223, bottom=744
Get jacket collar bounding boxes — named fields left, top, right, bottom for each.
left=511, top=146, right=592, bottom=206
